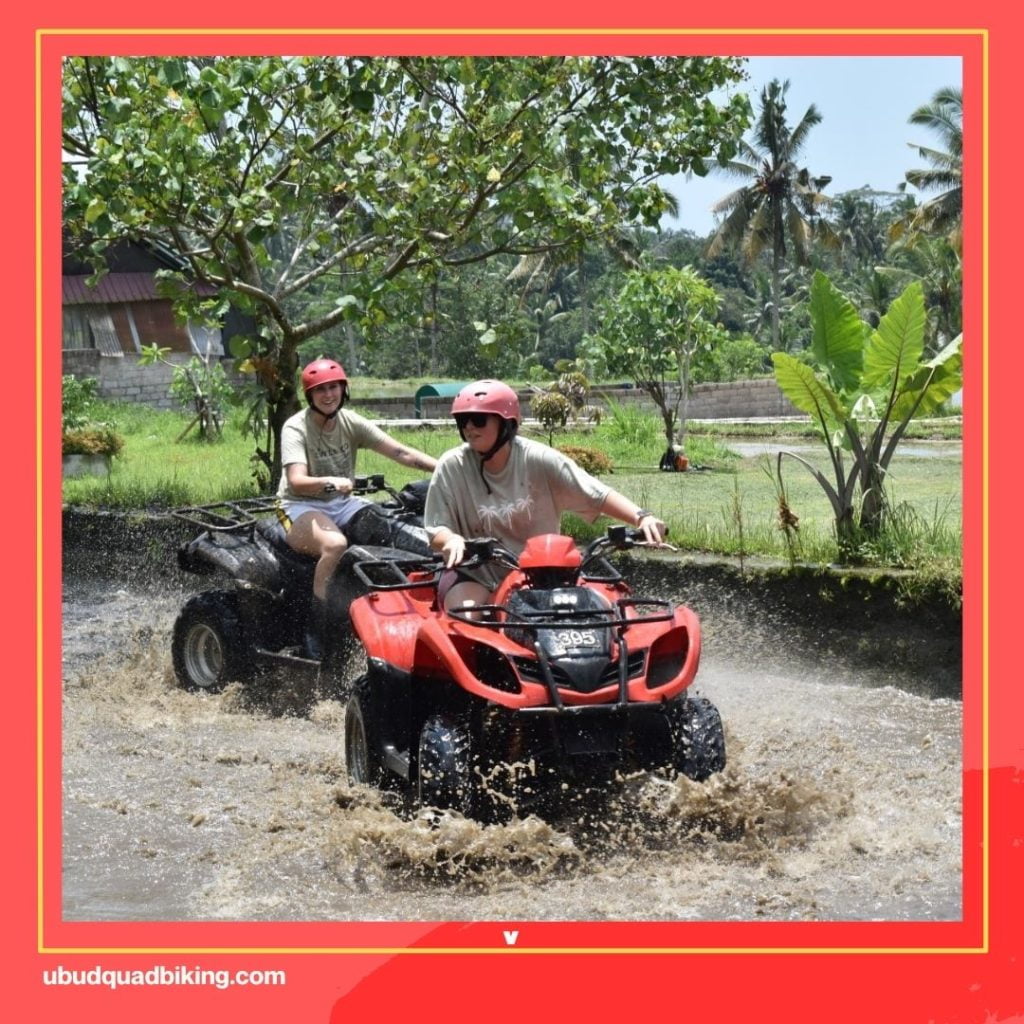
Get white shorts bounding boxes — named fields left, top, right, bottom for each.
left=280, top=495, right=369, bottom=531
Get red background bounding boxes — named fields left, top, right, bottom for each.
left=7, top=2, right=1019, bottom=1020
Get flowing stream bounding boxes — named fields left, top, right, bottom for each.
left=61, top=575, right=961, bottom=924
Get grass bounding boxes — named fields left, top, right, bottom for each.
left=62, top=397, right=963, bottom=582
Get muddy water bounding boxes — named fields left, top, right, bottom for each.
left=62, top=579, right=961, bottom=923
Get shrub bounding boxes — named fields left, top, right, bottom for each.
left=532, top=391, right=572, bottom=444
left=557, top=445, right=613, bottom=475
left=62, top=375, right=100, bottom=432
left=62, top=426, right=125, bottom=457
left=601, top=397, right=660, bottom=447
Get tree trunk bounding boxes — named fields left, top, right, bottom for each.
left=345, top=322, right=359, bottom=373
left=771, top=248, right=782, bottom=350
left=261, top=334, right=301, bottom=493
left=429, top=279, right=440, bottom=376
left=859, top=467, right=887, bottom=536
left=676, top=351, right=691, bottom=450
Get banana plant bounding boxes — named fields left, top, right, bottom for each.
left=771, top=270, right=962, bottom=553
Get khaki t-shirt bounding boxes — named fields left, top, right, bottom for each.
left=424, top=436, right=610, bottom=557
left=276, top=407, right=390, bottom=502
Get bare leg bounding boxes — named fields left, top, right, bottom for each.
left=443, top=579, right=493, bottom=612
left=285, top=511, right=348, bottom=599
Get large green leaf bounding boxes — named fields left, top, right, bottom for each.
left=808, top=270, right=866, bottom=394
left=889, top=334, right=963, bottom=420
left=772, top=352, right=847, bottom=427
left=863, top=280, right=927, bottom=390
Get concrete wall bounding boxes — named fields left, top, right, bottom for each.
left=63, top=351, right=803, bottom=421
left=349, top=377, right=803, bottom=422
left=63, top=351, right=243, bottom=412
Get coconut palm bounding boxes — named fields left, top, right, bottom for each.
left=901, top=86, right=963, bottom=249
left=875, top=233, right=962, bottom=354
left=707, top=78, right=832, bottom=349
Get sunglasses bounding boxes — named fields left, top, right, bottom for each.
left=454, top=412, right=492, bottom=430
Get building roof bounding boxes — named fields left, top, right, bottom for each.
left=63, top=272, right=218, bottom=305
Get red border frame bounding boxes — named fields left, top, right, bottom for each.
left=10, top=4, right=1019, bottom=1020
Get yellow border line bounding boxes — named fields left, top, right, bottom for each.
left=37, top=32, right=983, bottom=958
left=38, top=27, right=985, bottom=36
left=41, top=946, right=988, bottom=955
left=980, top=28, right=990, bottom=954
left=36, top=26, right=46, bottom=952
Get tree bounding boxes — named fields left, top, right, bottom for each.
left=900, top=86, right=963, bottom=248
left=585, top=266, right=723, bottom=455
left=707, top=78, right=833, bottom=350
left=771, top=271, right=962, bottom=556
left=62, top=56, right=750, bottom=487
left=875, top=234, right=962, bottom=355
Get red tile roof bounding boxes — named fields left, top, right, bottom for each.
left=63, top=272, right=218, bottom=305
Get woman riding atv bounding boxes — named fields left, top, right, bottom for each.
left=424, top=379, right=668, bottom=611
left=278, top=358, right=437, bottom=656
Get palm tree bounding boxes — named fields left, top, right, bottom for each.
left=876, top=233, right=962, bottom=354
left=707, top=79, right=832, bottom=349
left=900, top=86, right=963, bottom=249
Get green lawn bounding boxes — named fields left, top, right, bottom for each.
left=62, top=400, right=963, bottom=574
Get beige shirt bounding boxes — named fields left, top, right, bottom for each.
left=424, top=435, right=610, bottom=556
left=276, top=407, right=389, bottom=502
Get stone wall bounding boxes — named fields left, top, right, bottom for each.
left=349, top=377, right=803, bottom=422
left=62, top=351, right=243, bottom=412
left=64, top=351, right=803, bottom=421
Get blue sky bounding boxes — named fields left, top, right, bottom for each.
left=661, top=55, right=963, bottom=237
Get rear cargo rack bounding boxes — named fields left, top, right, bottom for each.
left=172, top=497, right=281, bottom=532
left=172, top=476, right=401, bottom=533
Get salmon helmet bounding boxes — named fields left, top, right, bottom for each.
left=301, top=358, right=348, bottom=415
left=451, top=380, right=521, bottom=425
left=450, top=380, right=521, bottom=485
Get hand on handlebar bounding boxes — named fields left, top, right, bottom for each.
left=440, top=532, right=467, bottom=568
left=636, top=515, right=676, bottom=550
left=322, top=477, right=353, bottom=496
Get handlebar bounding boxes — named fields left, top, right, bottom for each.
left=323, top=474, right=402, bottom=500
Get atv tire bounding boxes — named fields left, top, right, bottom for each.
left=344, top=675, right=385, bottom=787
left=416, top=715, right=475, bottom=816
left=667, top=695, right=726, bottom=782
left=172, top=590, right=252, bottom=692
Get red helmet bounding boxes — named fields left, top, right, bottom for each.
left=451, top=380, right=521, bottom=424
left=301, top=358, right=347, bottom=395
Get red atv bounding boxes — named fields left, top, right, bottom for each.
left=344, top=526, right=725, bottom=820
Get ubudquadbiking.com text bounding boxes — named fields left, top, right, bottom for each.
left=42, top=964, right=286, bottom=991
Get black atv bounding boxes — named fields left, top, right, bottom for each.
left=170, top=475, right=432, bottom=692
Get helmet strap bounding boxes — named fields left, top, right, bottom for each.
left=475, top=420, right=517, bottom=494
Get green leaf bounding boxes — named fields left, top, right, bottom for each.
left=137, top=344, right=171, bottom=366
left=771, top=351, right=847, bottom=427
left=349, top=90, right=374, bottom=112
left=158, top=59, right=187, bottom=88
left=808, top=271, right=865, bottom=393
left=227, top=335, right=252, bottom=359
left=863, top=281, right=927, bottom=389
left=84, top=198, right=107, bottom=225
left=890, top=335, right=963, bottom=421
left=101, top=96, right=133, bottom=124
